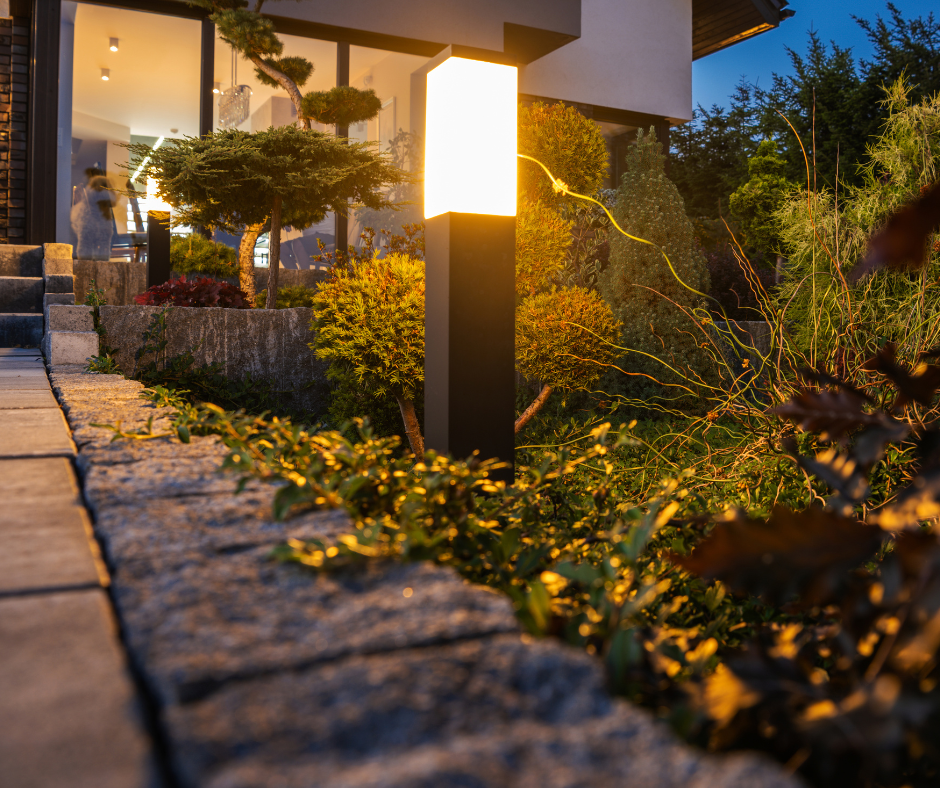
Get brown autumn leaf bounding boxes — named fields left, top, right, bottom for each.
left=852, top=180, right=940, bottom=281
left=852, top=421, right=912, bottom=467
left=798, top=367, right=874, bottom=402
left=869, top=468, right=940, bottom=531
left=772, top=388, right=897, bottom=443
left=861, top=343, right=940, bottom=410
left=672, top=507, right=883, bottom=607
left=789, top=446, right=869, bottom=504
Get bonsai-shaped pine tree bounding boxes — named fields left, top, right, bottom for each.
left=512, top=101, right=620, bottom=430
left=597, top=128, right=714, bottom=408
left=190, top=0, right=381, bottom=130
left=309, top=253, right=425, bottom=457
left=129, top=126, right=404, bottom=305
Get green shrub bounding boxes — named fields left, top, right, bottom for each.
left=515, top=287, right=621, bottom=432
left=170, top=233, right=238, bottom=278
left=309, top=253, right=425, bottom=455
left=598, top=128, right=715, bottom=411
left=515, top=201, right=573, bottom=299
left=519, top=101, right=608, bottom=206
left=517, top=287, right=621, bottom=389
left=255, top=284, right=318, bottom=309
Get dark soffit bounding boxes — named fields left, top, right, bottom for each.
left=693, top=0, right=794, bottom=60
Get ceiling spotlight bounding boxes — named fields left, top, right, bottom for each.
left=109, top=37, right=119, bottom=52
left=101, top=68, right=110, bottom=81
left=213, top=81, right=221, bottom=94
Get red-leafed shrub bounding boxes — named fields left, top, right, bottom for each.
left=134, top=276, right=250, bottom=308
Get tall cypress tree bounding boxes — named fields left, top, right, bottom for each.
left=598, top=129, right=714, bottom=410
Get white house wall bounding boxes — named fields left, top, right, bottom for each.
left=519, top=0, right=693, bottom=123
left=271, top=0, right=580, bottom=56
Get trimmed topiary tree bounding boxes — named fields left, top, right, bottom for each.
left=518, top=101, right=609, bottom=206
left=130, top=126, right=404, bottom=307
left=515, top=287, right=621, bottom=432
left=190, top=0, right=381, bottom=131
left=512, top=101, right=621, bottom=432
left=515, top=200, right=574, bottom=299
left=597, top=128, right=714, bottom=408
left=309, top=253, right=425, bottom=457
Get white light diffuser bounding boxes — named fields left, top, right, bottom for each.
left=425, top=57, right=517, bottom=219
left=146, top=177, right=172, bottom=212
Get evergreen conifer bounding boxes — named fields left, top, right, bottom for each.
left=598, top=129, right=715, bottom=409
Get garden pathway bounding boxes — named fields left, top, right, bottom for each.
left=0, top=347, right=155, bottom=787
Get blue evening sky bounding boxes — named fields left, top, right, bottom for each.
left=691, top=0, right=934, bottom=112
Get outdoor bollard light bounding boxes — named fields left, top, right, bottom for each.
left=424, top=48, right=517, bottom=480
left=146, top=177, right=172, bottom=288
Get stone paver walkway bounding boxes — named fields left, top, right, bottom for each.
left=0, top=348, right=155, bottom=788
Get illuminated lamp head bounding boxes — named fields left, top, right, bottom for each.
left=424, top=56, right=517, bottom=219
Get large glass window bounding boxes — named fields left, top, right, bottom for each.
left=213, top=31, right=337, bottom=269
left=58, top=2, right=202, bottom=258
left=347, top=46, right=429, bottom=247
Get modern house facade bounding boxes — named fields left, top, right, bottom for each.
left=11, top=0, right=793, bottom=262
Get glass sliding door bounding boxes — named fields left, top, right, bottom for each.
left=347, top=46, right=429, bottom=249
left=59, top=2, right=202, bottom=260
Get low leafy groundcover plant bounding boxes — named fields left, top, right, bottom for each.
left=134, top=275, right=250, bottom=308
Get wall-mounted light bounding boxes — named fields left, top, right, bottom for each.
left=109, top=37, right=119, bottom=52
left=100, top=68, right=110, bottom=81
left=423, top=49, right=518, bottom=479
left=213, top=81, right=221, bottom=94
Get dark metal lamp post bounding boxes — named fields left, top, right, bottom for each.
left=145, top=178, right=172, bottom=288
left=423, top=49, right=518, bottom=481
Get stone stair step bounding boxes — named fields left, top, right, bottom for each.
left=0, top=245, right=43, bottom=277
left=0, top=313, right=43, bottom=348
left=0, top=277, right=44, bottom=314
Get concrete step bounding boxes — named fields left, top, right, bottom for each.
left=0, top=277, right=44, bottom=313
left=0, top=313, right=43, bottom=348
left=43, top=331, right=98, bottom=366
left=0, top=245, right=43, bottom=277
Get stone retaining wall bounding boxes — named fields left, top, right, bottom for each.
left=47, top=304, right=330, bottom=416
left=49, top=363, right=801, bottom=788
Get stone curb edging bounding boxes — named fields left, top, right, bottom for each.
left=50, top=364, right=803, bottom=788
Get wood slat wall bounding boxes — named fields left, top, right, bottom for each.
left=0, top=12, right=28, bottom=243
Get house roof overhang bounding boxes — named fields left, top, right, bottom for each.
left=693, top=0, right=794, bottom=60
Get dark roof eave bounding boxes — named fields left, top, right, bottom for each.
left=692, top=0, right=794, bottom=60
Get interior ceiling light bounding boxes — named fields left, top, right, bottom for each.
left=131, top=135, right=165, bottom=183
left=100, top=68, right=110, bottom=81
left=109, top=37, right=119, bottom=52
left=213, top=81, right=221, bottom=94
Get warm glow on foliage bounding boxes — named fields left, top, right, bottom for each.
left=425, top=57, right=517, bottom=218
